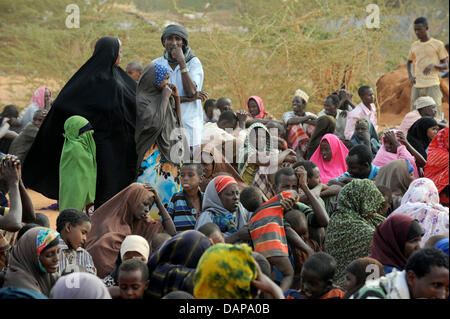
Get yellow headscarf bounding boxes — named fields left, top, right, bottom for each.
left=193, top=243, right=258, bottom=299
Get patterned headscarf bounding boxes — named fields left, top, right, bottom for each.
left=238, top=122, right=275, bottom=174
left=154, top=63, right=170, bottom=87
left=325, top=179, right=385, bottom=287
left=389, top=178, right=449, bottom=245
left=214, top=175, right=237, bottom=194
left=194, top=243, right=258, bottom=299
left=294, top=89, right=309, bottom=102
left=36, top=228, right=60, bottom=273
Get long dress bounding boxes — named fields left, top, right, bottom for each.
left=22, top=37, right=137, bottom=209
left=135, top=62, right=190, bottom=218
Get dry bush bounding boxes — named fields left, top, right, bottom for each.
left=0, top=0, right=448, bottom=120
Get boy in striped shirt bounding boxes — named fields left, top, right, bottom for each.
left=167, top=163, right=204, bottom=232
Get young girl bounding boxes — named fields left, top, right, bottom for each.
left=350, top=118, right=381, bottom=156
left=59, top=115, right=96, bottom=213
left=56, top=209, right=96, bottom=275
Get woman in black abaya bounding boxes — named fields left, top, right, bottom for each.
left=22, top=36, right=137, bottom=209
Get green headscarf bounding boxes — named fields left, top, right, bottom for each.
left=324, top=179, right=385, bottom=287
left=59, top=115, right=96, bottom=211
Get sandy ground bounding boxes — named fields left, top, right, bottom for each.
left=27, top=189, right=59, bottom=230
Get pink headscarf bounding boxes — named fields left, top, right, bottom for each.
left=309, top=133, right=349, bottom=184
left=31, top=86, right=51, bottom=109
left=247, top=96, right=267, bottom=119
left=373, top=129, right=419, bottom=178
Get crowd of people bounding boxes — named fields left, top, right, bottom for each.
left=0, top=16, right=448, bottom=300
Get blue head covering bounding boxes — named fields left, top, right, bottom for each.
left=154, top=63, right=170, bottom=87
left=435, top=238, right=449, bottom=256
left=404, top=158, right=415, bottom=175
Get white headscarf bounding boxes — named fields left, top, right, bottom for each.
left=120, top=235, right=150, bottom=262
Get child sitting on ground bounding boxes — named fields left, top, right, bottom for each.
left=343, top=257, right=385, bottom=298
left=197, top=222, right=225, bottom=245
left=285, top=252, right=345, bottom=299
left=284, top=209, right=321, bottom=289
left=118, top=259, right=149, bottom=299
left=56, top=209, right=96, bottom=275
left=167, top=163, right=204, bottom=232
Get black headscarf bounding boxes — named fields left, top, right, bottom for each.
left=161, top=24, right=196, bottom=65
left=22, top=36, right=138, bottom=208
left=135, top=62, right=190, bottom=166
left=407, top=117, right=438, bottom=159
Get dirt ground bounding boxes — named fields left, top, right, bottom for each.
left=27, top=189, right=59, bottom=230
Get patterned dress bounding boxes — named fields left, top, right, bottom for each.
left=137, top=144, right=181, bottom=219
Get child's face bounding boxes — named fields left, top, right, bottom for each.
left=354, top=121, right=369, bottom=140
left=276, top=174, right=298, bottom=194
left=126, top=68, right=142, bottom=82
left=378, top=195, right=391, bottom=216
left=427, top=126, right=439, bottom=140
left=133, top=196, right=154, bottom=220
left=307, top=167, right=321, bottom=190
left=119, top=270, right=149, bottom=299
left=157, top=73, right=170, bottom=90
left=64, top=221, right=91, bottom=250
left=292, top=217, right=309, bottom=241
left=301, top=267, right=330, bottom=299
left=249, top=128, right=268, bottom=151
left=323, top=98, right=337, bottom=116
left=201, top=152, right=214, bottom=178
left=180, top=166, right=201, bottom=192
left=344, top=271, right=358, bottom=294
left=209, top=230, right=225, bottom=245
left=32, top=114, right=46, bottom=128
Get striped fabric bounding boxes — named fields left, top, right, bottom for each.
left=58, top=238, right=97, bottom=275
left=248, top=192, right=294, bottom=258
left=167, top=190, right=203, bottom=232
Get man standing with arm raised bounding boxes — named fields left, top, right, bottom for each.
left=153, top=25, right=208, bottom=158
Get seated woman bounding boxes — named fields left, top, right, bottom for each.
left=3, top=227, right=60, bottom=297
left=245, top=96, right=274, bottom=127
left=373, top=130, right=425, bottom=178
left=197, top=143, right=246, bottom=192
left=350, top=118, right=381, bottom=157
left=146, top=230, right=211, bottom=299
left=389, top=178, right=449, bottom=246
left=282, top=89, right=317, bottom=156
left=238, top=122, right=296, bottom=186
left=406, top=117, right=439, bottom=160
left=424, top=127, right=449, bottom=206
left=375, top=159, right=415, bottom=211
left=309, top=133, right=349, bottom=184
left=369, top=214, right=423, bottom=274
left=85, top=183, right=177, bottom=278
left=304, top=115, right=336, bottom=160
left=324, top=179, right=386, bottom=287
left=195, top=176, right=251, bottom=244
